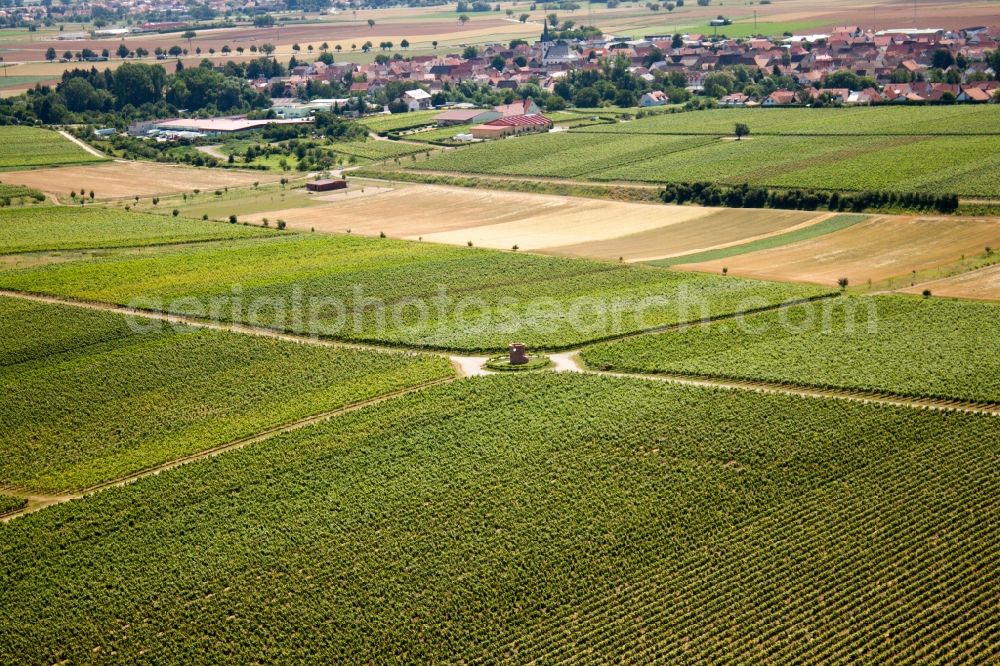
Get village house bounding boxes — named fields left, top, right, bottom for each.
left=400, top=89, right=432, bottom=112
left=639, top=90, right=669, bottom=107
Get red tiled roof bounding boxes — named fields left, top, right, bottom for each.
left=484, top=114, right=551, bottom=127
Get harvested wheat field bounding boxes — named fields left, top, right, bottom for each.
left=541, top=209, right=827, bottom=262
left=410, top=188, right=717, bottom=250
left=900, top=263, right=1000, bottom=301
left=677, top=215, right=1000, bottom=287
left=2, top=162, right=283, bottom=200
left=252, top=184, right=718, bottom=245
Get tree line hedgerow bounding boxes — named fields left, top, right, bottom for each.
left=660, top=181, right=960, bottom=214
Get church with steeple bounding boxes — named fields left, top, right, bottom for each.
left=540, top=21, right=552, bottom=43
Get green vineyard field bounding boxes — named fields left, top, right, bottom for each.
left=582, top=295, right=1000, bottom=403
left=327, top=139, right=429, bottom=161
left=0, top=206, right=275, bottom=253
left=0, top=183, right=45, bottom=204
left=415, top=132, right=714, bottom=179
left=0, top=234, right=828, bottom=351
left=1, top=374, right=995, bottom=662
left=0, top=496, right=26, bottom=515
left=0, top=126, right=108, bottom=169
left=0, top=296, right=453, bottom=492
left=417, top=134, right=1000, bottom=197
left=358, top=110, right=439, bottom=133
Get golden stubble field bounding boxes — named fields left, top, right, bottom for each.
left=1, top=161, right=284, bottom=200
left=899, top=263, right=1000, bottom=301
left=242, top=184, right=730, bottom=248
left=676, top=215, right=1000, bottom=287
left=275, top=184, right=1000, bottom=299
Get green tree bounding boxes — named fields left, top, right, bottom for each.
left=573, top=86, right=600, bottom=107
left=45, top=47, right=56, bottom=61
left=931, top=48, right=954, bottom=70
left=545, top=94, right=566, bottom=111
left=734, top=122, right=749, bottom=140
left=112, top=62, right=166, bottom=108
left=614, top=88, right=637, bottom=107
left=61, top=77, right=99, bottom=112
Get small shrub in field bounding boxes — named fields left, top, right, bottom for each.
left=277, top=219, right=286, bottom=230
left=172, top=209, right=179, bottom=217
left=229, top=214, right=237, bottom=224
left=202, top=214, right=208, bottom=220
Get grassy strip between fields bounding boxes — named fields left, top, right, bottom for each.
left=649, top=214, right=868, bottom=268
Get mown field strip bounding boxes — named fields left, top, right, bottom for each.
left=0, top=375, right=457, bottom=523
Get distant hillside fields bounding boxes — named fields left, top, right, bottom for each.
left=0, top=126, right=107, bottom=169
left=411, top=106, right=1000, bottom=198
left=1, top=374, right=996, bottom=662
left=0, top=233, right=829, bottom=351
left=576, top=105, right=1000, bottom=136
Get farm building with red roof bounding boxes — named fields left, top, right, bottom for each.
left=470, top=114, right=553, bottom=139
